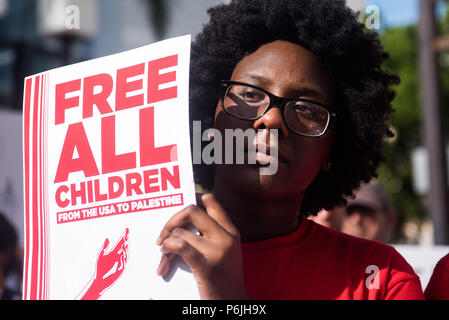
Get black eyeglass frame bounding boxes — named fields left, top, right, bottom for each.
left=220, top=80, right=338, bottom=137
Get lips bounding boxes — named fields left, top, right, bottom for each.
left=246, top=143, right=292, bottom=166
left=246, top=149, right=276, bottom=166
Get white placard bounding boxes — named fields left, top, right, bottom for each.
left=22, top=35, right=199, bottom=300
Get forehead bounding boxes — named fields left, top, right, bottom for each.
left=231, top=40, right=334, bottom=102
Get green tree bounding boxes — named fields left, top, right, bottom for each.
left=378, top=2, right=449, bottom=241
left=379, top=26, right=423, bottom=222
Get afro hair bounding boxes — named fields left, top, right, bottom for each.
left=189, top=0, right=399, bottom=216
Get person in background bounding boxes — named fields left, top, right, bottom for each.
left=0, top=213, right=21, bottom=300
left=425, top=253, right=449, bottom=300
left=309, top=182, right=396, bottom=243
left=341, top=182, right=397, bottom=243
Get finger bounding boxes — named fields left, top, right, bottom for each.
left=156, top=252, right=175, bottom=276
left=123, top=244, right=128, bottom=262
left=123, top=228, right=129, bottom=245
left=197, top=193, right=240, bottom=237
left=111, top=229, right=128, bottom=253
left=156, top=228, right=207, bottom=276
left=156, top=204, right=223, bottom=245
left=118, top=254, right=125, bottom=271
left=160, top=236, right=207, bottom=273
left=169, top=227, right=211, bottom=252
left=195, top=193, right=206, bottom=209
left=100, top=238, right=109, bottom=255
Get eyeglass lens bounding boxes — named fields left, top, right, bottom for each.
left=223, top=84, right=329, bottom=136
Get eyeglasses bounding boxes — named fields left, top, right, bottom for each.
left=220, top=80, right=337, bottom=137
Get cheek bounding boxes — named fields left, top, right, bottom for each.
left=214, top=107, right=253, bottom=132
left=287, top=134, right=333, bottom=186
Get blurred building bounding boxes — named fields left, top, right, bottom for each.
left=0, top=0, right=231, bottom=243
left=0, top=0, right=369, bottom=107
left=0, top=0, right=226, bottom=110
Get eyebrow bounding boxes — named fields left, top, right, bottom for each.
left=240, top=73, right=272, bottom=85
left=238, top=73, right=327, bottom=100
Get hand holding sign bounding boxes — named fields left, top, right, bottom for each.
left=156, top=194, right=249, bottom=300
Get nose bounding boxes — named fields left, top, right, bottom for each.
left=253, top=107, right=289, bottom=138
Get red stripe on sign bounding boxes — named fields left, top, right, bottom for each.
left=22, top=77, right=32, bottom=299
left=41, top=73, right=49, bottom=300
left=30, top=75, right=40, bottom=300
left=43, top=74, right=49, bottom=299
left=46, top=75, right=50, bottom=299
left=38, top=74, right=44, bottom=300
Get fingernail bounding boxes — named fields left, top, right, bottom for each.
left=160, top=246, right=169, bottom=254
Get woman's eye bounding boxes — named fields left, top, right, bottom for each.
left=294, top=104, right=313, bottom=114
left=238, top=91, right=264, bottom=102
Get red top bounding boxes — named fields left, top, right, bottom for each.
left=425, top=253, right=449, bottom=300
left=241, top=217, right=424, bottom=299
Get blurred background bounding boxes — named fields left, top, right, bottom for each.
left=0, top=0, right=448, bottom=296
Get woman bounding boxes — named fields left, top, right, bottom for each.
left=425, top=253, right=449, bottom=299
left=156, top=0, right=424, bottom=299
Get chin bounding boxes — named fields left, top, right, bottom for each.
left=215, top=162, right=298, bottom=200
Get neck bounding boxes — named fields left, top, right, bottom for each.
left=213, top=181, right=302, bottom=243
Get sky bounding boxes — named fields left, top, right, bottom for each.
left=365, top=0, right=447, bottom=28
left=367, top=0, right=418, bottom=27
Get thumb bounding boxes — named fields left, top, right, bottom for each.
left=102, top=238, right=109, bottom=253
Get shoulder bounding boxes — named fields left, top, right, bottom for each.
left=308, top=219, right=414, bottom=267
left=306, top=218, right=397, bottom=258
left=435, top=252, right=449, bottom=269
left=305, top=219, right=424, bottom=299
left=430, top=252, right=449, bottom=278
left=425, top=252, right=449, bottom=299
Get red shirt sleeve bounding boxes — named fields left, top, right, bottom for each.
left=425, top=253, right=449, bottom=300
left=383, top=249, right=425, bottom=300
left=384, top=278, right=425, bottom=300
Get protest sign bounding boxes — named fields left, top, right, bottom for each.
left=22, top=35, right=199, bottom=299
